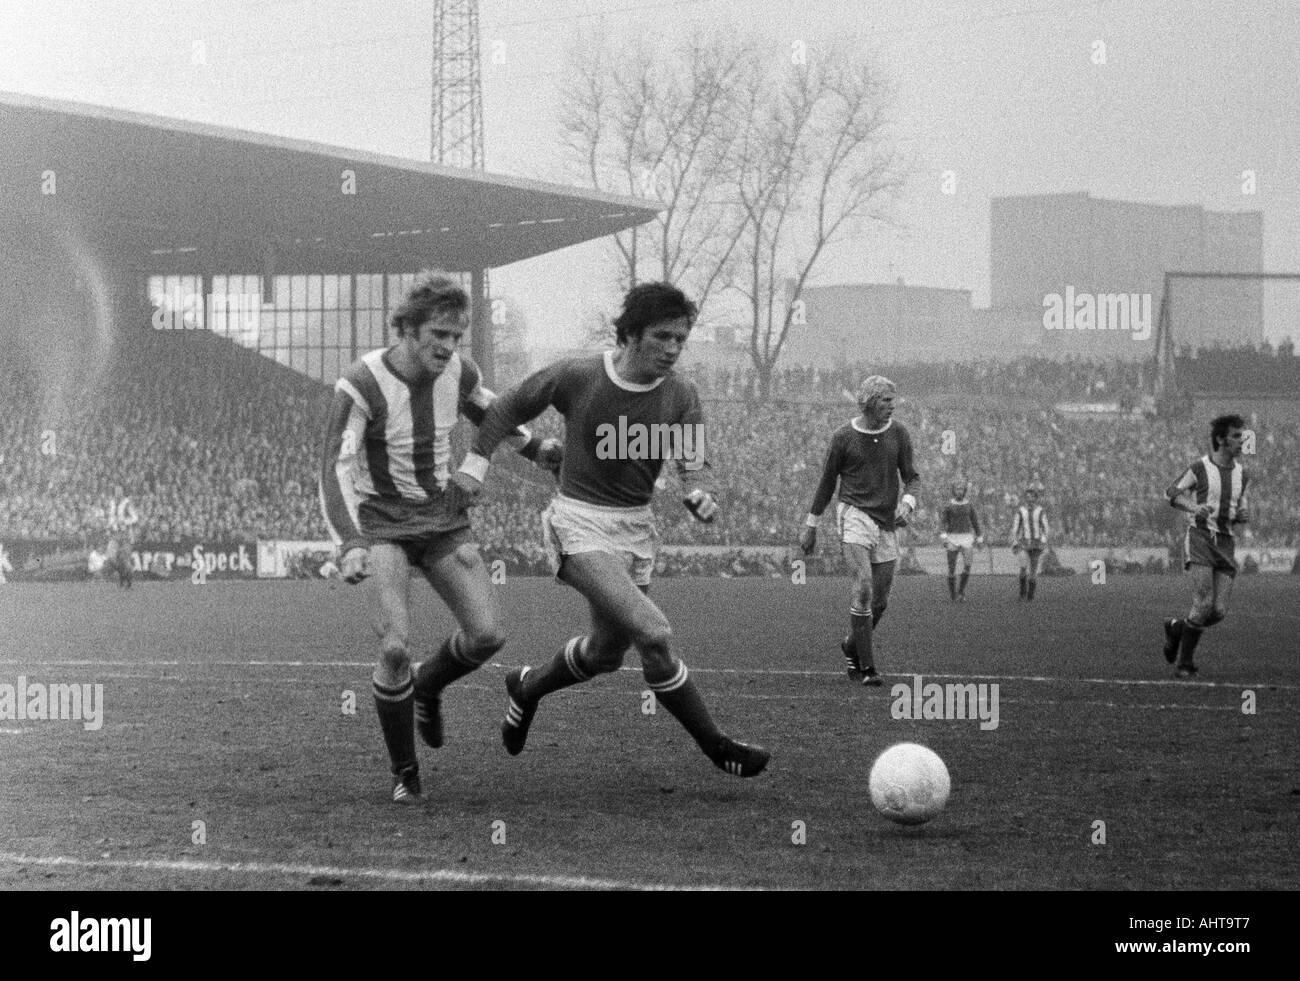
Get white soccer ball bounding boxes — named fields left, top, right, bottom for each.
left=869, top=742, right=950, bottom=825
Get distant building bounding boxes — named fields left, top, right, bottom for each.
left=782, top=280, right=977, bottom=366
left=988, top=192, right=1263, bottom=358
left=776, top=193, right=1265, bottom=367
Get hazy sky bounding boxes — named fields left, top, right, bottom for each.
left=2, top=0, right=1297, bottom=344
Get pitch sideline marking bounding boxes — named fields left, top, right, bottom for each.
left=2, top=659, right=1295, bottom=692
left=0, top=851, right=747, bottom=892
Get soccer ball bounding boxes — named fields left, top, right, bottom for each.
left=868, top=742, right=950, bottom=825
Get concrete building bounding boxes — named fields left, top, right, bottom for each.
left=989, top=192, right=1263, bottom=359
left=781, top=280, right=977, bottom=366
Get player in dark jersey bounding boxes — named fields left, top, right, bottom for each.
left=940, top=479, right=983, bottom=601
left=799, top=376, right=920, bottom=686
left=319, top=271, right=560, bottom=803
left=1160, top=414, right=1250, bottom=678
left=455, top=282, right=769, bottom=778
left=1010, top=480, right=1049, bottom=600
left=104, top=487, right=139, bottom=589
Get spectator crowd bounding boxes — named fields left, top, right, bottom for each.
left=3, top=331, right=1298, bottom=578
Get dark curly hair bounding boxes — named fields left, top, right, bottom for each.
left=1209, top=413, right=1245, bottom=451
left=612, top=282, right=698, bottom=344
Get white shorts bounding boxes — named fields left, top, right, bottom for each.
left=945, top=532, right=975, bottom=555
left=836, top=503, right=900, bottom=564
left=541, top=494, right=659, bottom=587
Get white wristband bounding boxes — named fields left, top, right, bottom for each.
left=804, top=513, right=820, bottom=528
left=901, top=494, right=916, bottom=511
left=458, top=452, right=490, bottom=484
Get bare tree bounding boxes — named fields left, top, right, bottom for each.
left=578, top=307, right=615, bottom=349
left=729, top=48, right=905, bottom=399
left=559, top=31, right=752, bottom=317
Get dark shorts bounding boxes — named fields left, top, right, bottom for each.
left=1013, top=539, right=1044, bottom=555
left=1184, top=527, right=1237, bottom=576
left=378, top=526, right=474, bottom=573
left=359, top=496, right=472, bottom=572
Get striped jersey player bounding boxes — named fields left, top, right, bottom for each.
left=456, top=281, right=769, bottom=778
left=800, top=376, right=920, bottom=686
left=1160, top=414, right=1250, bottom=678
left=319, top=271, right=559, bottom=804
left=320, top=347, right=534, bottom=548
left=1010, top=481, right=1049, bottom=600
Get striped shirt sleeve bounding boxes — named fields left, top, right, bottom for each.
left=318, top=376, right=370, bottom=554
left=1167, top=465, right=1197, bottom=503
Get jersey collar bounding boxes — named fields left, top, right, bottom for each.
left=851, top=416, right=892, bottom=435
left=1203, top=453, right=1240, bottom=472
left=604, top=349, right=665, bottom=392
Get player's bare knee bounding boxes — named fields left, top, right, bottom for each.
left=632, top=617, right=672, bottom=653
left=378, top=641, right=410, bottom=676
left=463, top=625, right=506, bottom=665
left=638, top=645, right=675, bottom=679
left=452, top=542, right=482, bottom=569
left=584, top=641, right=626, bottom=674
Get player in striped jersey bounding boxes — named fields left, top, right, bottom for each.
left=940, top=479, right=983, bottom=602
left=456, top=282, right=769, bottom=778
left=800, top=376, right=920, bottom=686
left=1010, top=481, right=1049, bottom=600
left=1160, top=414, right=1250, bottom=678
left=319, top=271, right=561, bottom=803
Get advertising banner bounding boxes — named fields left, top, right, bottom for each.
left=256, top=540, right=336, bottom=579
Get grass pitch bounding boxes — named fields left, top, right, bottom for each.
left=1, top=573, right=1296, bottom=890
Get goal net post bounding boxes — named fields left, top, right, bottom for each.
left=1154, top=271, right=1300, bottom=397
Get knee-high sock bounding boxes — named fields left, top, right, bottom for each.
left=373, top=669, right=416, bottom=774
left=1027, top=578, right=1036, bottom=600
left=1176, top=621, right=1204, bottom=667
left=851, top=610, right=875, bottom=671
left=646, top=661, right=722, bottom=755
left=959, top=569, right=970, bottom=595
left=414, top=632, right=478, bottom=696
left=521, top=636, right=592, bottom=701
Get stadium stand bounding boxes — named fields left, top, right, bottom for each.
left=3, top=331, right=1298, bottom=578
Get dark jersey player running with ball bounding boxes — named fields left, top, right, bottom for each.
left=455, top=282, right=770, bottom=778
